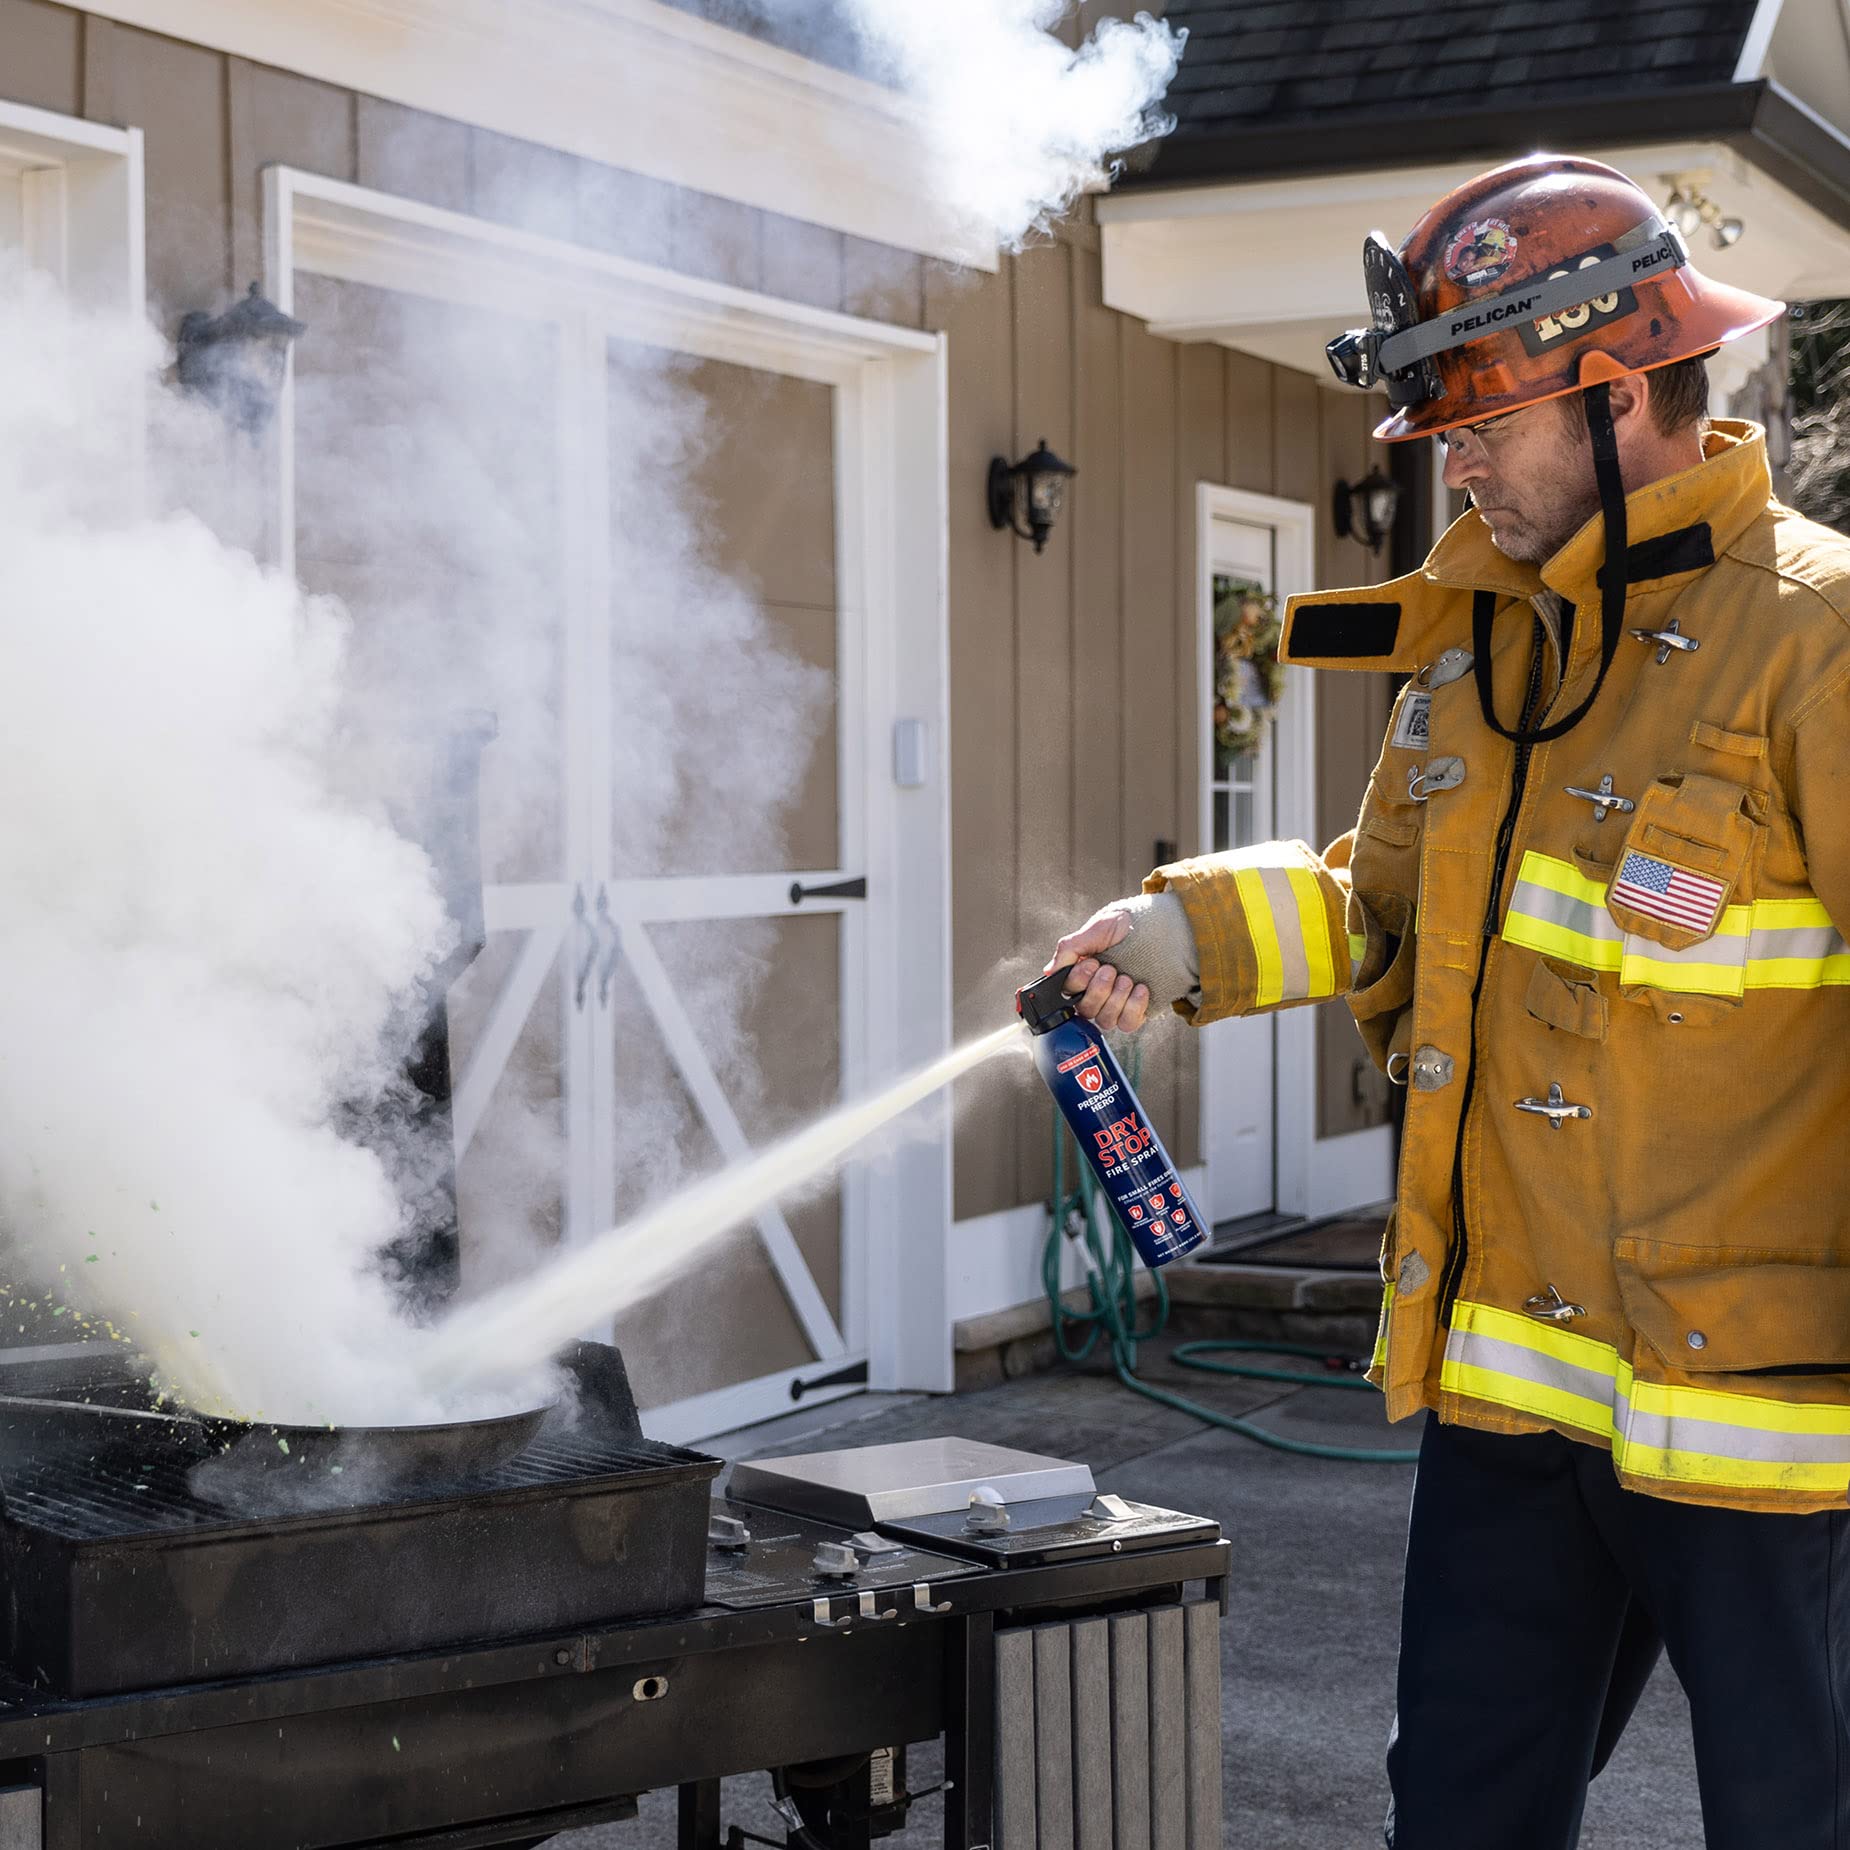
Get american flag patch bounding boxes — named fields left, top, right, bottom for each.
left=1610, top=851, right=1726, bottom=935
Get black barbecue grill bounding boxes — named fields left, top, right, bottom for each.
left=0, top=1339, right=1229, bottom=1850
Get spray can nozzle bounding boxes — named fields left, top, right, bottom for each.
left=1016, top=967, right=1083, bottom=1035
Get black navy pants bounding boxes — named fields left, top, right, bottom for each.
left=1385, top=1416, right=1850, bottom=1850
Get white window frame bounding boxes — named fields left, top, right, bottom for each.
left=0, top=99, right=144, bottom=320
left=263, top=166, right=955, bottom=1423
left=1196, top=482, right=1393, bottom=1223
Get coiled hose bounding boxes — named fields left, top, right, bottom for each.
left=1043, top=1048, right=1418, bottom=1465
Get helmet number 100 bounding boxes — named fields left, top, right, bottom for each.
left=1521, top=251, right=1632, bottom=355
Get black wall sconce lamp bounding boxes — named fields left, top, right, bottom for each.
left=175, top=282, right=306, bottom=436
left=1332, top=465, right=1400, bottom=553
left=988, top=438, right=1076, bottom=554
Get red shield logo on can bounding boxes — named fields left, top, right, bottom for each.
left=1170, top=1208, right=1187, bottom=1225
left=1077, top=1066, right=1103, bottom=1094
left=1128, top=1204, right=1143, bottom=1221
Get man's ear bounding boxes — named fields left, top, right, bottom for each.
left=1605, top=369, right=1650, bottom=434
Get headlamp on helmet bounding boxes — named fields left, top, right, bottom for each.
left=1325, top=233, right=1445, bottom=410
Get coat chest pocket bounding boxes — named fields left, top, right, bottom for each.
left=1606, top=773, right=1763, bottom=954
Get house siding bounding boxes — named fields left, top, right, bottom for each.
left=2, top=0, right=1393, bottom=1249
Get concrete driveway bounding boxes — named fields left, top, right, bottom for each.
left=566, top=1339, right=1703, bottom=1848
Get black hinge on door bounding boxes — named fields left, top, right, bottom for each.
left=788, top=877, right=868, bottom=906
left=790, top=1360, right=870, bottom=1401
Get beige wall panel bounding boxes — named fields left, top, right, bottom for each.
left=0, top=0, right=80, bottom=115
left=1168, top=342, right=1224, bottom=1172
left=1118, top=317, right=1181, bottom=1148
left=1174, top=342, right=1221, bottom=862
left=356, top=96, right=469, bottom=215
left=575, top=159, right=675, bottom=267
left=613, top=1223, right=812, bottom=1408
left=451, top=936, right=565, bottom=1299
left=1070, top=247, right=1126, bottom=909
left=88, top=23, right=228, bottom=316
left=1272, top=369, right=1322, bottom=510
left=1010, top=237, right=1076, bottom=1210
left=674, top=187, right=760, bottom=290
left=227, top=58, right=353, bottom=293
left=762, top=210, right=845, bottom=313
left=469, top=126, right=576, bottom=242
left=929, top=257, right=1023, bottom=1221
left=760, top=601, right=839, bottom=873
left=679, top=356, right=836, bottom=613
left=843, top=233, right=924, bottom=329
left=1224, top=351, right=1275, bottom=495
left=654, top=913, right=843, bottom=1323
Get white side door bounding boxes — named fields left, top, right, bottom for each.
left=272, top=171, right=951, bottom=1441
left=1196, top=487, right=1317, bottom=1229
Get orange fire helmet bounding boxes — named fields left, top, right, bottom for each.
left=1325, top=153, right=1784, bottom=443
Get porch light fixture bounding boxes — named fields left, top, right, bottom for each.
left=1665, top=182, right=1744, bottom=251
left=175, top=282, right=306, bottom=435
left=988, top=438, right=1076, bottom=554
left=1333, top=466, right=1399, bottom=553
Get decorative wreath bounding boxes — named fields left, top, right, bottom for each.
left=1213, top=583, right=1285, bottom=761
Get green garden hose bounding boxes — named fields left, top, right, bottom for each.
left=1043, top=1050, right=1419, bottom=1465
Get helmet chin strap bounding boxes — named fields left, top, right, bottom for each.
left=1471, top=379, right=1628, bottom=745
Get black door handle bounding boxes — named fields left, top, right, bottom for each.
left=788, top=877, right=867, bottom=906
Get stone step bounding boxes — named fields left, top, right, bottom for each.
left=951, top=1255, right=1383, bottom=1393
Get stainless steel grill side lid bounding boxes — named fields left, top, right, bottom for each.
left=728, top=1436, right=1095, bottom=1528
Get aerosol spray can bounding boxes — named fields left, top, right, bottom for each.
left=1016, top=967, right=1210, bottom=1269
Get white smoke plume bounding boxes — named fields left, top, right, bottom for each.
left=0, top=250, right=823, bottom=1429
left=0, top=264, right=501, bottom=1425
left=833, top=0, right=1184, bottom=252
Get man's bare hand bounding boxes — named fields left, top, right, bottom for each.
left=1045, top=905, right=1151, bottom=1033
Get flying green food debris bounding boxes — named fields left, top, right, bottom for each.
left=149, top=1201, right=158, bottom=1210
left=84, top=1255, right=97, bottom=1264
left=392, top=1736, right=401, bottom=1753
left=189, top=1330, right=199, bottom=1338
left=277, top=1437, right=290, bottom=1455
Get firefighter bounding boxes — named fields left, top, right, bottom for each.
left=1049, top=154, right=1850, bottom=1848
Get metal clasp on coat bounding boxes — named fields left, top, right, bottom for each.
left=1630, top=617, right=1699, bottom=665
left=1407, top=756, right=1466, bottom=801
left=1415, top=647, right=1474, bottom=690
left=1564, top=773, right=1634, bottom=823
left=1513, top=1082, right=1592, bottom=1129
left=1523, top=1283, right=1587, bottom=1322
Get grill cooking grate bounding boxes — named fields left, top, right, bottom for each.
left=0, top=1434, right=704, bottom=1542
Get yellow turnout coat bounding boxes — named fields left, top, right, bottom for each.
left=1153, top=422, right=1850, bottom=1512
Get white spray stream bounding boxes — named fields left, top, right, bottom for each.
left=420, top=1022, right=1023, bottom=1389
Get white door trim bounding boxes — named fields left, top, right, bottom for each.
left=0, top=99, right=144, bottom=323
left=265, top=164, right=953, bottom=1427
left=1195, top=484, right=1392, bottom=1224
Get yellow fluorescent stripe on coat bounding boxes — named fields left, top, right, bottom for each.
left=1502, top=850, right=1850, bottom=993
left=1432, top=1298, right=1850, bottom=1495
left=1372, top=1282, right=1395, bottom=1372
left=1286, top=866, right=1338, bottom=999
left=1234, top=866, right=1285, bottom=1008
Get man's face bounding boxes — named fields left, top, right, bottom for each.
left=1440, top=398, right=1598, bottom=564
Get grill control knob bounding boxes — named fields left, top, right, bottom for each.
left=965, top=1486, right=1011, bottom=1535
left=814, top=1539, right=862, bottom=1583
left=707, top=1514, right=753, bottom=1553
left=1085, top=1492, right=1134, bottom=1523
left=812, top=1541, right=860, bottom=1580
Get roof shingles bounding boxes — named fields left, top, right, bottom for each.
left=1160, top=0, right=1758, bottom=137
